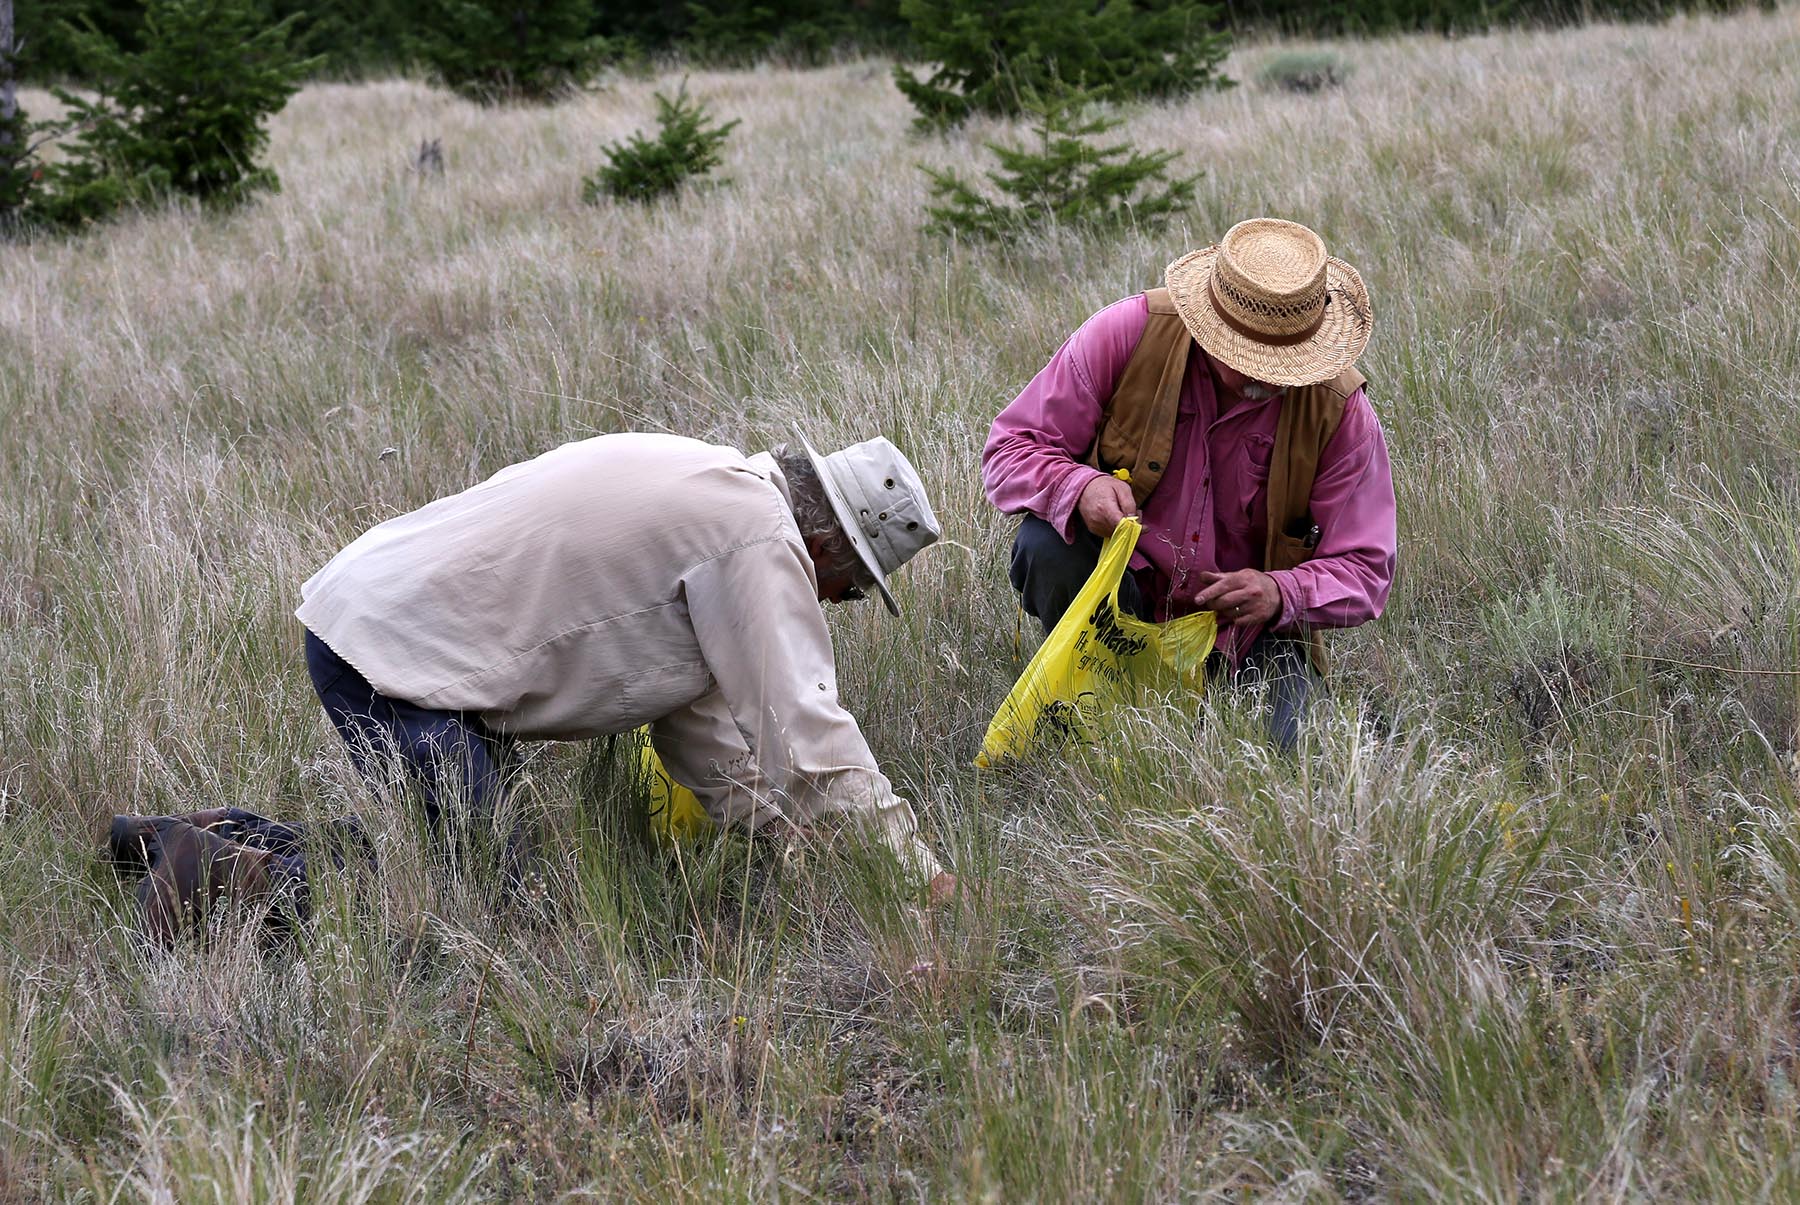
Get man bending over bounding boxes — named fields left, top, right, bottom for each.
left=296, top=430, right=957, bottom=900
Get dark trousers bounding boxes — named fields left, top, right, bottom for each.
left=305, top=629, right=525, bottom=873
left=1008, top=515, right=1319, bottom=752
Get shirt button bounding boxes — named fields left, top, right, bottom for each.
left=818, top=683, right=827, bottom=691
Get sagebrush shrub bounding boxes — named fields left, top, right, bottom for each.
left=583, top=83, right=739, bottom=205
left=1257, top=49, right=1352, bottom=93
left=923, top=93, right=1197, bottom=240
left=1228, top=0, right=1766, bottom=37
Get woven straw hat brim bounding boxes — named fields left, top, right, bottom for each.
left=1165, top=247, right=1374, bottom=388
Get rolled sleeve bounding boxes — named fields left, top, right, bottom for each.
left=680, top=538, right=941, bottom=881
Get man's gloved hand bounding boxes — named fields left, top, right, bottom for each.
left=1193, top=569, right=1283, bottom=628
left=1077, top=474, right=1138, bottom=538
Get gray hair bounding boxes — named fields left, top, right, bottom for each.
left=772, top=444, right=869, bottom=585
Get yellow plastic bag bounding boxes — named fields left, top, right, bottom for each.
left=976, top=517, right=1217, bottom=768
left=631, top=727, right=715, bottom=841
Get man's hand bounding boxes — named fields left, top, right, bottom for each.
left=927, top=870, right=962, bottom=909
left=1193, top=569, right=1282, bottom=628
left=904, top=872, right=969, bottom=994
left=1077, top=475, right=1138, bottom=538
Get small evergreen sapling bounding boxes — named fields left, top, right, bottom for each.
left=32, top=0, right=314, bottom=228
left=923, top=93, right=1198, bottom=241
left=583, top=83, right=739, bottom=204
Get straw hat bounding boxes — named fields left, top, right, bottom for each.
left=796, top=431, right=941, bottom=616
left=1163, top=218, right=1373, bottom=388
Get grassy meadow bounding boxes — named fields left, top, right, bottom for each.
left=4, top=7, right=1800, bottom=1198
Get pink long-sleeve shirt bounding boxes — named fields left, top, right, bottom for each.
left=982, top=293, right=1397, bottom=663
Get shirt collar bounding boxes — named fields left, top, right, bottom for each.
left=746, top=449, right=795, bottom=512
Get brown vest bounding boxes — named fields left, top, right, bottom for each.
left=1083, top=288, right=1367, bottom=673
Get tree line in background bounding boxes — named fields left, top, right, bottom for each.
left=12, top=0, right=906, bottom=84
left=11, top=0, right=1765, bottom=87
left=0, top=0, right=1770, bottom=240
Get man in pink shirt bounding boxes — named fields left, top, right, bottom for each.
left=982, top=218, right=1396, bottom=749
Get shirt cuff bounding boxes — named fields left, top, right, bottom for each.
left=853, top=794, right=945, bottom=886
left=893, top=834, right=946, bottom=885
left=1049, top=464, right=1106, bottom=542
left=1267, top=568, right=1303, bottom=632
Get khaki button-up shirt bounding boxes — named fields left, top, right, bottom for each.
left=296, top=433, right=940, bottom=878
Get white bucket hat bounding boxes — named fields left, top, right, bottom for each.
left=796, top=431, right=941, bottom=616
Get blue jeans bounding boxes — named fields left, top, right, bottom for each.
left=305, top=629, right=526, bottom=872
left=1007, top=515, right=1319, bottom=752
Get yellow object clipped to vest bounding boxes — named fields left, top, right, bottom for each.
left=632, top=728, right=715, bottom=841
left=976, top=515, right=1217, bottom=768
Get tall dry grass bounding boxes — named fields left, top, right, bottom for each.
left=3, top=7, right=1799, bottom=1197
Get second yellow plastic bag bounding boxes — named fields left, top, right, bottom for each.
left=631, top=727, right=715, bottom=842
left=975, top=517, right=1217, bottom=768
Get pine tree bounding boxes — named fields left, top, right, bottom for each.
left=583, top=81, right=739, bottom=204
left=0, top=0, right=28, bottom=230
left=13, top=0, right=142, bottom=80
left=895, top=0, right=1230, bottom=130
left=266, top=0, right=412, bottom=79
left=413, top=0, right=611, bottom=103
left=33, top=0, right=314, bottom=226
left=923, top=92, right=1198, bottom=240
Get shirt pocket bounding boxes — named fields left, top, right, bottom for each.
left=1226, top=433, right=1275, bottom=532
left=1243, top=433, right=1274, bottom=484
